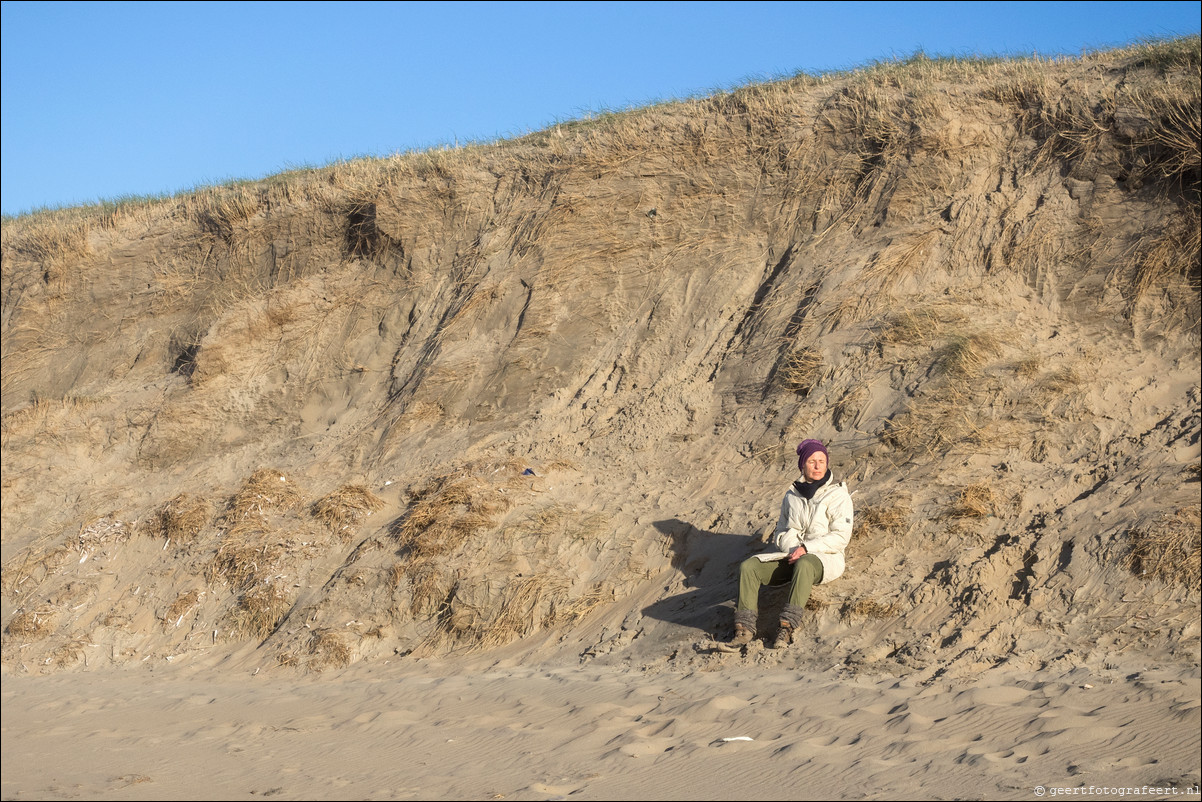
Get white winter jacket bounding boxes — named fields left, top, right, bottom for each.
left=771, top=475, right=854, bottom=583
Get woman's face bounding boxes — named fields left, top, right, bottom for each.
left=803, top=451, right=828, bottom=481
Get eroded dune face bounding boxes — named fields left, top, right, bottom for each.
left=2, top=40, right=1198, bottom=677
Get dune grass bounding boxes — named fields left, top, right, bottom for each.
left=1, top=36, right=1198, bottom=668
left=1127, top=506, right=1201, bottom=591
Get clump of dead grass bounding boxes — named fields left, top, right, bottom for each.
left=207, top=517, right=309, bottom=591
left=1, top=213, right=94, bottom=266
left=1121, top=79, right=1202, bottom=190
left=933, top=332, right=1001, bottom=378
left=1127, top=506, right=1201, bottom=591
left=311, top=485, right=385, bottom=539
left=861, top=229, right=941, bottom=287
left=1124, top=208, right=1201, bottom=315
left=228, top=469, right=304, bottom=520
left=223, top=582, right=292, bottom=640
left=874, top=306, right=967, bottom=347
left=1034, top=364, right=1085, bottom=397
left=202, top=469, right=325, bottom=607
left=156, top=493, right=212, bottom=545
left=390, top=479, right=612, bottom=654
left=547, top=582, right=613, bottom=626
left=1118, top=34, right=1200, bottom=72
left=161, top=589, right=205, bottom=630
left=832, top=384, right=868, bottom=432
left=1015, top=355, right=1043, bottom=379
left=778, top=347, right=824, bottom=395
left=840, top=598, right=900, bottom=621
left=472, top=573, right=569, bottom=649
left=855, top=500, right=913, bottom=541
left=403, top=557, right=452, bottom=617
left=50, top=637, right=91, bottom=668
left=391, top=470, right=513, bottom=559
left=499, top=503, right=609, bottom=546
left=75, top=514, right=135, bottom=552
left=948, top=484, right=999, bottom=518
left=306, top=628, right=353, bottom=670
left=193, top=186, right=262, bottom=243
left=434, top=575, right=612, bottom=654
left=5, top=609, right=56, bottom=639
left=881, top=388, right=993, bottom=456
left=0, top=544, right=76, bottom=598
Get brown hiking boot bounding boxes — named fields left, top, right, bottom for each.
left=771, top=622, right=795, bottom=649
left=717, top=624, right=754, bottom=652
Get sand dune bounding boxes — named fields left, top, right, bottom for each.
left=2, top=37, right=1199, bottom=800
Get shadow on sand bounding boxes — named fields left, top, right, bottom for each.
left=641, top=518, right=792, bottom=639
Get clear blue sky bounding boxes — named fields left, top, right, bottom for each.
left=2, top=1, right=1198, bottom=216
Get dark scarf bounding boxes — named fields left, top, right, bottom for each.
left=793, top=468, right=832, bottom=499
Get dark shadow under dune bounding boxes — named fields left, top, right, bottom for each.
left=641, top=517, right=796, bottom=639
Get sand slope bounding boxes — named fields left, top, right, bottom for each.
left=2, top=39, right=1200, bottom=800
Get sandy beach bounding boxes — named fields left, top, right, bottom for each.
left=4, top=649, right=1200, bottom=801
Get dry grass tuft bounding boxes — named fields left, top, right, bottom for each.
left=2, top=214, right=94, bottom=266
left=6, top=609, right=56, bottom=639
left=1015, top=355, right=1043, bottom=379
left=855, top=500, right=913, bottom=543
left=832, top=384, right=869, bottom=432
left=1126, top=209, right=1201, bottom=312
left=547, top=582, right=613, bottom=626
left=1120, top=34, right=1200, bottom=72
left=223, top=582, right=292, bottom=640
left=778, top=347, right=824, bottom=395
left=1127, top=506, right=1201, bottom=591
left=194, top=187, right=262, bottom=242
left=841, top=598, right=900, bottom=621
left=445, top=574, right=611, bottom=653
left=933, top=332, right=1001, bottom=378
left=157, top=493, right=212, bottom=545
left=881, top=388, right=993, bottom=456
left=1034, top=364, right=1084, bottom=397
left=228, top=469, right=304, bottom=520
left=50, top=637, right=91, bottom=667
left=948, top=484, right=999, bottom=518
left=1122, top=79, right=1202, bottom=189
left=0, top=545, right=76, bottom=598
left=307, top=628, right=353, bottom=670
left=862, top=229, right=941, bottom=286
left=205, top=470, right=320, bottom=598
left=389, top=472, right=612, bottom=654
left=161, top=589, right=205, bottom=629
left=392, top=471, right=512, bottom=559
left=311, top=485, right=385, bottom=539
left=875, top=306, right=966, bottom=347
left=405, top=558, right=452, bottom=617
left=208, top=518, right=288, bottom=589
left=472, top=573, right=568, bottom=649
left=75, top=514, right=134, bottom=550
left=498, top=503, right=610, bottom=549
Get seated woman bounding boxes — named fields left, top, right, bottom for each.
left=720, top=439, right=854, bottom=651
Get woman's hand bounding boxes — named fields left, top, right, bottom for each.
left=788, top=545, right=807, bottom=564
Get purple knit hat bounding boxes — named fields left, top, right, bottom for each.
left=796, top=439, right=828, bottom=472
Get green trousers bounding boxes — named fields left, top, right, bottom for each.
left=736, top=553, right=824, bottom=613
